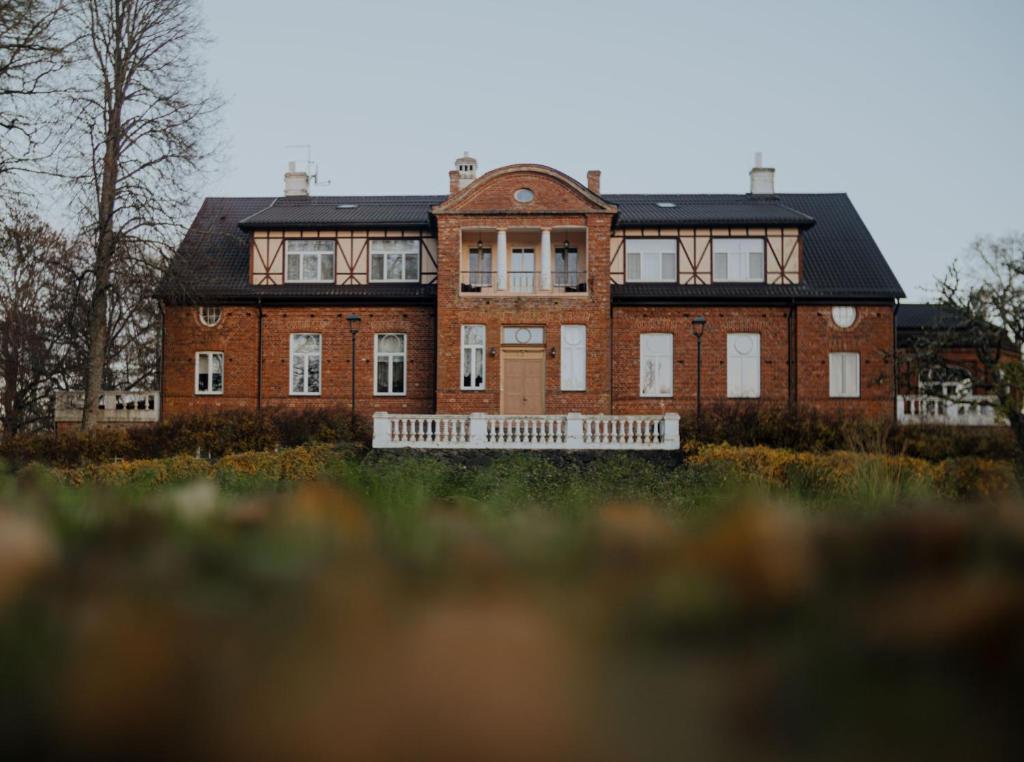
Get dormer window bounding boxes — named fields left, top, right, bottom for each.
left=626, top=239, right=677, bottom=282
left=712, top=238, right=765, bottom=283
left=285, top=239, right=335, bottom=283
left=370, top=240, right=420, bottom=282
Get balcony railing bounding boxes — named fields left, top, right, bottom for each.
left=373, top=412, right=680, bottom=450
left=54, top=390, right=161, bottom=424
left=896, top=394, right=1004, bottom=426
left=460, top=271, right=587, bottom=294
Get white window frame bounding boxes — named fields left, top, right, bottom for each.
left=285, top=240, right=335, bottom=284
left=194, top=351, right=224, bottom=395
left=374, top=333, right=407, bottom=396
left=198, top=306, right=221, bottom=327
left=727, top=333, right=761, bottom=399
left=625, top=239, right=677, bottom=283
left=468, top=247, right=492, bottom=287
left=829, top=352, right=861, bottom=398
left=560, top=325, right=587, bottom=391
left=640, top=332, right=673, bottom=398
left=289, top=333, right=322, bottom=396
left=831, top=306, right=857, bottom=329
left=460, top=325, right=486, bottom=390
left=370, top=239, right=420, bottom=283
left=712, top=238, right=766, bottom=283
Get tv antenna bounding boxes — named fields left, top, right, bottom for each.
left=285, top=144, right=331, bottom=187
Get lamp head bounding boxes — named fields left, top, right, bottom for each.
left=691, top=315, right=707, bottom=338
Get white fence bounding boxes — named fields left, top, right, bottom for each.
left=54, top=390, right=161, bottom=425
left=896, top=394, right=1004, bottom=427
left=373, top=412, right=680, bottom=450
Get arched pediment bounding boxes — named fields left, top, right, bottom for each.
left=433, top=164, right=616, bottom=215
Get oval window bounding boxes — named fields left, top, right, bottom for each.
left=198, top=306, right=222, bottom=327
left=832, top=306, right=856, bottom=329
left=513, top=188, right=534, bottom=203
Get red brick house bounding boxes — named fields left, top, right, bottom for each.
left=157, top=156, right=905, bottom=448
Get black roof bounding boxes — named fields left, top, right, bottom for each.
left=896, top=303, right=967, bottom=330
left=161, top=191, right=903, bottom=304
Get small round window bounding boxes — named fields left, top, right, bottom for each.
left=831, top=306, right=856, bottom=329
left=513, top=188, right=534, bottom=203
left=198, top=306, right=222, bottom=327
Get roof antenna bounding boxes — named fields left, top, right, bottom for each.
left=285, top=144, right=332, bottom=188
left=754, top=151, right=763, bottom=169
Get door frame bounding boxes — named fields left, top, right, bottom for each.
left=499, top=346, right=546, bottom=415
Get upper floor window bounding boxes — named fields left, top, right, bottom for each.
left=831, top=306, right=857, bottom=329
left=640, top=333, right=673, bottom=397
left=554, top=246, right=581, bottom=288
left=829, top=352, right=860, bottom=398
left=286, top=240, right=335, bottom=283
left=712, top=239, right=765, bottom=283
left=626, top=239, right=676, bottom=282
left=468, top=246, right=492, bottom=287
left=370, top=240, right=419, bottom=282
left=195, top=351, right=223, bottom=395
left=375, top=333, right=407, bottom=395
left=290, top=333, right=322, bottom=395
left=198, top=306, right=221, bottom=327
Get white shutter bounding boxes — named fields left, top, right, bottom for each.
left=829, top=352, right=860, bottom=398
left=640, top=333, right=673, bottom=397
left=727, top=333, right=760, bottom=398
left=560, top=325, right=586, bottom=391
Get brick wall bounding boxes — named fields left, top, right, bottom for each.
left=162, top=305, right=435, bottom=419
left=610, top=303, right=895, bottom=418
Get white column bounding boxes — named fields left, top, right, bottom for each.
left=496, top=230, right=508, bottom=291
left=540, top=229, right=552, bottom=291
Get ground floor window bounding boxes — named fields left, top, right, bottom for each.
left=461, top=325, right=485, bottom=389
left=195, top=351, right=224, bottom=394
left=560, top=325, right=586, bottom=391
left=640, top=333, right=673, bottom=397
left=290, top=334, right=322, bottom=395
left=829, top=352, right=860, bottom=398
left=375, top=333, right=406, bottom=395
left=727, top=333, right=761, bottom=398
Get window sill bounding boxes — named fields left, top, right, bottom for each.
left=194, top=391, right=224, bottom=396
left=290, top=392, right=322, bottom=397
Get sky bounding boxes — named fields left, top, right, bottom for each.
left=198, top=0, right=1023, bottom=300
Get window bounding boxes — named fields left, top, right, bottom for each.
left=285, top=240, right=335, bottom=283
left=198, top=306, right=221, bottom=327
left=626, top=239, right=676, bottom=282
left=290, top=334, right=321, bottom=395
left=554, top=246, right=580, bottom=288
left=712, top=239, right=765, bottom=282
left=561, top=325, right=586, bottom=391
left=461, top=325, right=485, bottom=390
left=509, top=248, right=535, bottom=292
left=829, top=352, right=860, bottom=398
left=502, top=326, right=544, bottom=345
left=375, top=333, right=406, bottom=395
left=514, top=188, right=534, bottom=203
left=468, top=246, right=492, bottom=287
left=727, top=333, right=761, bottom=398
left=640, top=333, right=673, bottom=397
left=195, top=351, right=224, bottom=395
left=370, top=240, right=419, bottom=282
left=832, top=306, right=857, bottom=329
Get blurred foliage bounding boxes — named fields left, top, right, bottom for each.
left=2, top=448, right=1024, bottom=761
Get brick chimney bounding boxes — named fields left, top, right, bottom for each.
left=587, top=170, right=601, bottom=194
left=452, top=152, right=478, bottom=192
left=284, top=161, right=310, bottom=197
left=749, top=152, right=775, bottom=195
left=448, top=170, right=460, bottom=195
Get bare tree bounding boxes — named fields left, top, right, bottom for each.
left=63, top=0, right=219, bottom=429
left=0, top=0, right=68, bottom=188
left=929, top=234, right=1024, bottom=470
left=0, top=207, right=69, bottom=433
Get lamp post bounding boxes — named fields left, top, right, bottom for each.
left=691, top=316, right=706, bottom=433
left=346, top=314, right=361, bottom=429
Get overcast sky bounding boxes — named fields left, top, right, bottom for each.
left=199, top=0, right=1022, bottom=300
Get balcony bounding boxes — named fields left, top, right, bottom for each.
left=54, top=390, right=161, bottom=426
left=373, top=412, right=680, bottom=450
left=460, top=228, right=587, bottom=295
left=896, top=394, right=1004, bottom=427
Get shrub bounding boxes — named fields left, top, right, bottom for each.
left=1, top=407, right=370, bottom=468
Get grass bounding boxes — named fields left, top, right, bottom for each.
left=1, top=445, right=1022, bottom=760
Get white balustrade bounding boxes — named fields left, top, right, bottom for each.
left=373, top=412, right=680, bottom=450
left=896, top=394, right=1005, bottom=427
left=54, top=390, right=161, bottom=424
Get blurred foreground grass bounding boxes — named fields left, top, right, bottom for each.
left=2, top=446, right=1024, bottom=761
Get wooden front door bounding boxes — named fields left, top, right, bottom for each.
left=502, top=349, right=545, bottom=414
